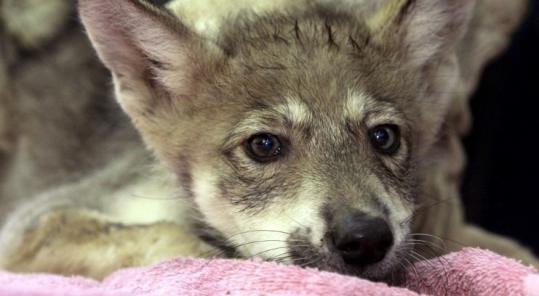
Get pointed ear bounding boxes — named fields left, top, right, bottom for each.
left=367, top=0, right=476, bottom=145
left=78, top=0, right=220, bottom=116
left=367, top=0, right=475, bottom=67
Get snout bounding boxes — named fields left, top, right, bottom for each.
left=329, top=213, right=394, bottom=267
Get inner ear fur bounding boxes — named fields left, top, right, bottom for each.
left=78, top=0, right=221, bottom=116
left=367, top=0, right=475, bottom=67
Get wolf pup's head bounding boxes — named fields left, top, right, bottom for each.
left=80, top=0, right=473, bottom=281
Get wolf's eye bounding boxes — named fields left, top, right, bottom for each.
left=245, top=133, right=283, bottom=162
left=369, top=125, right=400, bottom=155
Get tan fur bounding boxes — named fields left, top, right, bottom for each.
left=166, top=0, right=307, bottom=39
left=411, top=0, right=537, bottom=266
left=6, top=210, right=212, bottom=280
left=0, top=0, right=536, bottom=281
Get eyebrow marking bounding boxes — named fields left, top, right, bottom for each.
left=344, top=90, right=373, bottom=121
left=274, top=97, right=313, bottom=128
left=344, top=90, right=405, bottom=126
left=222, top=98, right=314, bottom=152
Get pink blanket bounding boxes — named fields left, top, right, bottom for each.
left=0, top=248, right=537, bottom=296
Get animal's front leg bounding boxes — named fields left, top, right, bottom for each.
left=413, top=176, right=539, bottom=268
left=4, top=209, right=214, bottom=279
left=447, top=223, right=539, bottom=268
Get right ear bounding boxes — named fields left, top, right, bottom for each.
left=79, top=0, right=221, bottom=117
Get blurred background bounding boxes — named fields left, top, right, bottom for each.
left=462, top=1, right=539, bottom=255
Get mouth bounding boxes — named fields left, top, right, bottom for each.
left=283, top=231, right=411, bottom=284
left=194, top=219, right=411, bottom=283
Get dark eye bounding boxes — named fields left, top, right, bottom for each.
left=369, top=125, right=401, bottom=155
left=245, top=133, right=283, bottom=162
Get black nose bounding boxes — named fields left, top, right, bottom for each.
left=331, top=213, right=393, bottom=266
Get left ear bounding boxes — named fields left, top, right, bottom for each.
left=367, top=0, right=475, bottom=68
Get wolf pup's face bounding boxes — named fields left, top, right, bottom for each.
left=80, top=0, right=473, bottom=281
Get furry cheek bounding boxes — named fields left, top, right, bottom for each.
left=192, top=170, right=327, bottom=261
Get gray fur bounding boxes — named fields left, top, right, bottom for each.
left=0, top=0, right=536, bottom=282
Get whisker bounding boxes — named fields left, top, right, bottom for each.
left=225, top=229, right=292, bottom=241
left=409, top=232, right=466, bottom=249
left=249, top=246, right=289, bottom=259
left=298, top=254, right=323, bottom=268
left=283, top=213, right=307, bottom=229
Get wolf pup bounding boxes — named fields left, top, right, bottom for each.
left=0, top=0, right=536, bottom=283
left=81, top=0, right=468, bottom=281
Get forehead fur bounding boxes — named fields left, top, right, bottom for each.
left=211, top=10, right=423, bottom=121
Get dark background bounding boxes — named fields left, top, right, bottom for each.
left=462, top=0, right=539, bottom=255
left=147, top=0, right=539, bottom=254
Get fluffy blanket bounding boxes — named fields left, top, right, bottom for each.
left=0, top=248, right=537, bottom=296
